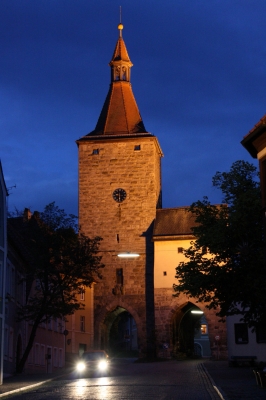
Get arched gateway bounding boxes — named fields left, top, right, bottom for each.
left=77, top=23, right=227, bottom=359
left=94, top=301, right=142, bottom=355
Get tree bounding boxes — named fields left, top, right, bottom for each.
left=11, top=202, right=104, bottom=373
left=173, top=160, right=266, bottom=328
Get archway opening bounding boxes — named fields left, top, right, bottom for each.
left=172, top=302, right=211, bottom=358
left=102, top=306, right=138, bottom=357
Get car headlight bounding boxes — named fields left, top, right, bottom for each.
left=76, top=361, right=86, bottom=372
left=98, top=360, right=108, bottom=371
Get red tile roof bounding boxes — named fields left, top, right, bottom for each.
left=88, top=81, right=147, bottom=136
left=241, top=114, right=266, bottom=158
left=78, top=31, right=148, bottom=139
left=153, top=207, right=197, bottom=239
left=111, top=37, right=132, bottom=65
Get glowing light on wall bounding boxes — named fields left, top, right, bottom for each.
left=117, top=252, right=140, bottom=258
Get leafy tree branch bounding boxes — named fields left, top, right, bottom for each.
left=173, top=160, right=265, bottom=328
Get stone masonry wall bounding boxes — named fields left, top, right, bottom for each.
left=78, top=136, right=162, bottom=353
left=154, top=288, right=228, bottom=359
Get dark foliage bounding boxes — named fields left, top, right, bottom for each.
left=173, top=161, right=266, bottom=328
left=13, top=202, right=104, bottom=372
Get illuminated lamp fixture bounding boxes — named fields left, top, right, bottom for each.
left=191, top=310, right=204, bottom=314
left=117, top=252, right=140, bottom=258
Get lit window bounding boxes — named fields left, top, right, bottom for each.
left=201, top=324, right=207, bottom=335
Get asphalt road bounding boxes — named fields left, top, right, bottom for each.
left=6, top=359, right=221, bottom=400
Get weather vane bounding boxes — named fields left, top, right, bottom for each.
left=118, top=6, right=123, bottom=37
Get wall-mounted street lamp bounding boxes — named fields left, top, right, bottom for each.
left=117, top=252, right=140, bottom=258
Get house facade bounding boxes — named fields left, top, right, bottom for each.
left=0, top=162, right=8, bottom=383
left=65, top=285, right=94, bottom=362
left=7, top=212, right=65, bottom=374
left=232, top=115, right=266, bottom=363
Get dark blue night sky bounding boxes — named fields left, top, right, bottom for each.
left=1, top=1, right=265, bottom=215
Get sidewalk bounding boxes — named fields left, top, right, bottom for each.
left=0, top=369, right=70, bottom=398
left=0, top=361, right=265, bottom=399
left=203, top=360, right=266, bottom=400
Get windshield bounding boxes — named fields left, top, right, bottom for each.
left=82, top=352, right=106, bottom=361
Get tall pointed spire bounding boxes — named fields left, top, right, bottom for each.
left=86, top=22, right=148, bottom=137
left=109, top=23, right=132, bottom=83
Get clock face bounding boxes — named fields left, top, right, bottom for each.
left=112, top=188, right=127, bottom=203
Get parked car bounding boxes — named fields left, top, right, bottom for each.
left=76, top=350, right=110, bottom=376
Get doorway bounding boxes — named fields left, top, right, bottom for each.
left=172, top=302, right=211, bottom=358
left=102, top=307, right=138, bottom=356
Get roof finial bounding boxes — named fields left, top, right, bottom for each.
left=118, top=6, right=123, bottom=37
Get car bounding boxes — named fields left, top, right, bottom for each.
left=76, top=350, right=110, bottom=376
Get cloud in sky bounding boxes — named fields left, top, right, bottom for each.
left=0, top=0, right=265, bottom=215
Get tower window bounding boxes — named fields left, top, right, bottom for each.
left=163, top=271, right=167, bottom=276
left=92, top=149, right=99, bottom=155
left=178, top=247, right=183, bottom=253
left=116, top=268, right=123, bottom=285
left=134, top=145, right=141, bottom=151
left=116, top=234, right=120, bottom=243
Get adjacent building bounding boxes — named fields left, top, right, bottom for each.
left=65, top=285, right=94, bottom=362
left=231, top=115, right=266, bottom=363
left=7, top=211, right=65, bottom=375
left=0, top=162, right=8, bottom=383
left=153, top=208, right=223, bottom=358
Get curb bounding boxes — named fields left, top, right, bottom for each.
left=201, top=363, right=228, bottom=400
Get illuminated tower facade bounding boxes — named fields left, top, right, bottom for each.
left=77, top=24, right=163, bottom=354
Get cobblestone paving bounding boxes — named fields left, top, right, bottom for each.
left=2, top=359, right=265, bottom=399
left=2, top=359, right=221, bottom=400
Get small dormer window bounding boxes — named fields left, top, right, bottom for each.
left=134, top=145, right=141, bottom=151
left=92, top=149, right=99, bottom=155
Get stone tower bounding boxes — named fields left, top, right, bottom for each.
left=76, top=23, right=163, bottom=355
